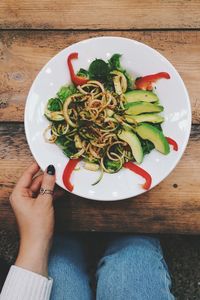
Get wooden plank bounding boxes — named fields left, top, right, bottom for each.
left=0, top=30, right=199, bottom=123
left=0, top=123, right=199, bottom=234
left=0, top=0, right=200, bottom=30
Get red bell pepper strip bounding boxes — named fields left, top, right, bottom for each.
left=166, top=137, right=178, bottom=151
left=124, top=161, right=152, bottom=190
left=62, top=158, right=81, bottom=192
left=67, top=53, right=89, bottom=86
left=135, top=72, right=170, bottom=91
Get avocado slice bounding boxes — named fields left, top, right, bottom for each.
left=135, top=123, right=170, bottom=155
left=125, top=102, right=163, bottom=115
left=124, top=90, right=159, bottom=103
left=118, top=129, right=143, bottom=164
left=125, top=114, right=164, bottom=124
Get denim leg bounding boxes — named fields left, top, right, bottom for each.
left=96, top=235, right=175, bottom=300
left=49, top=234, right=92, bottom=300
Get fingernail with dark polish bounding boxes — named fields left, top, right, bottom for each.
left=47, top=165, right=55, bottom=175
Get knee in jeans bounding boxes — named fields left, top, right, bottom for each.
left=99, top=237, right=162, bottom=277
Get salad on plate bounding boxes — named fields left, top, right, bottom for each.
left=43, top=53, right=178, bottom=192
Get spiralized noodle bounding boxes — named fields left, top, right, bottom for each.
left=44, top=80, right=133, bottom=174
left=43, top=126, right=57, bottom=143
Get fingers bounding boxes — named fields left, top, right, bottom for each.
left=16, top=162, right=40, bottom=189
left=30, top=174, right=43, bottom=193
left=38, top=165, right=56, bottom=202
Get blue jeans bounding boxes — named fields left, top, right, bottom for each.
left=49, top=235, right=175, bottom=300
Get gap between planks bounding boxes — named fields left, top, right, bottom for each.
left=1, top=0, right=200, bottom=30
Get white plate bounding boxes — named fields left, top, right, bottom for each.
left=25, top=36, right=191, bottom=201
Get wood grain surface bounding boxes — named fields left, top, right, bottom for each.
left=0, top=30, right=199, bottom=123
left=1, top=0, right=200, bottom=30
left=0, top=1, right=200, bottom=234
left=0, top=123, right=199, bottom=233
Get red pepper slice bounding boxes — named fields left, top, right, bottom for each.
left=62, top=159, right=81, bottom=192
left=135, top=72, right=170, bottom=90
left=67, top=53, right=89, bottom=86
left=166, top=137, right=178, bottom=151
left=124, top=161, right=152, bottom=190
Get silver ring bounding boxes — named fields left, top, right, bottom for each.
left=39, top=188, right=54, bottom=195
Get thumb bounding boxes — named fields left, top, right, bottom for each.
left=38, top=165, right=56, bottom=201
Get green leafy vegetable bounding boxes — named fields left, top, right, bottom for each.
left=104, top=158, right=122, bottom=172
left=81, top=54, right=133, bottom=91
left=88, top=59, right=109, bottom=82
left=63, top=144, right=77, bottom=158
left=56, top=136, right=77, bottom=157
left=84, top=157, right=99, bottom=164
left=55, top=136, right=68, bottom=149
left=104, top=74, right=115, bottom=91
left=77, top=68, right=89, bottom=78
left=47, top=98, right=62, bottom=111
left=108, top=54, right=122, bottom=70
left=140, top=139, right=155, bottom=155
left=57, top=85, right=77, bottom=102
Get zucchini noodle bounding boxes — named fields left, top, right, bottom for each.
left=44, top=80, right=133, bottom=175
left=43, top=126, right=57, bottom=143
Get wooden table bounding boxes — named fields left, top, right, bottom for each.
left=0, top=1, right=200, bottom=234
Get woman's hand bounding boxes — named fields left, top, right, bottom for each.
left=10, top=162, right=56, bottom=277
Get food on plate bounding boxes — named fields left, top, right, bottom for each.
left=43, top=53, right=178, bottom=191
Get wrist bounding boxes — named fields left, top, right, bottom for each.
left=15, top=238, right=51, bottom=277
